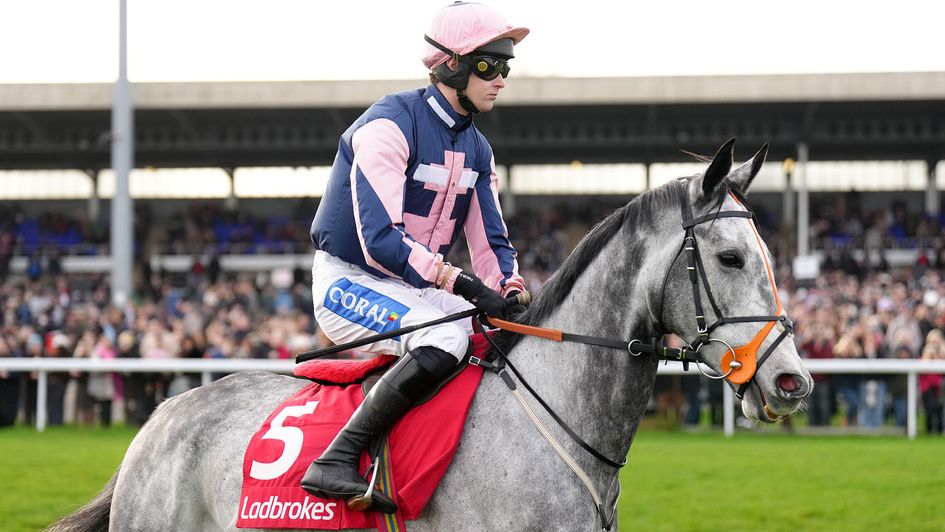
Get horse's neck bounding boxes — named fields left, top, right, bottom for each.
left=506, top=222, right=660, bottom=483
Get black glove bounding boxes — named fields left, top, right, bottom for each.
left=452, top=271, right=509, bottom=319
left=506, top=290, right=530, bottom=321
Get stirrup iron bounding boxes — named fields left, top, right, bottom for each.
left=346, top=457, right=381, bottom=511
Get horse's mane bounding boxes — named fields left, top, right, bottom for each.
left=493, top=179, right=685, bottom=353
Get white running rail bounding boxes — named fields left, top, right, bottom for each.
left=2, top=358, right=944, bottom=438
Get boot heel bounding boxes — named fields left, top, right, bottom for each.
left=346, top=491, right=398, bottom=514
left=346, top=495, right=372, bottom=512
left=349, top=457, right=381, bottom=511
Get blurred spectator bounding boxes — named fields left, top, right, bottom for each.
left=118, top=330, right=148, bottom=427
left=888, top=345, right=915, bottom=428
left=88, top=333, right=117, bottom=426
left=801, top=323, right=835, bottom=426
left=46, top=332, right=72, bottom=426
left=832, top=323, right=865, bottom=427
left=170, top=334, right=205, bottom=397
left=919, top=331, right=945, bottom=435
left=857, top=315, right=886, bottom=428
left=0, top=337, right=19, bottom=427
left=70, top=331, right=97, bottom=426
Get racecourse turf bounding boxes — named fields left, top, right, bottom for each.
left=2, top=425, right=943, bottom=531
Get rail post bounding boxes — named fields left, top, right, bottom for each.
left=723, top=383, right=734, bottom=437
left=37, top=370, right=48, bottom=432
left=907, top=371, right=918, bottom=440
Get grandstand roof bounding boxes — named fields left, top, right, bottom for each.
left=2, top=72, right=945, bottom=110
left=1, top=72, right=943, bottom=169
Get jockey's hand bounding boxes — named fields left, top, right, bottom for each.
left=452, top=272, right=509, bottom=319
left=506, top=290, right=530, bottom=322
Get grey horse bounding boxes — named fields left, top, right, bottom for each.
left=50, top=139, right=812, bottom=532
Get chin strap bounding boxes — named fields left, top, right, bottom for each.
left=456, top=89, right=480, bottom=114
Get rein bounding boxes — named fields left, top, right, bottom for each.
left=487, top=317, right=706, bottom=369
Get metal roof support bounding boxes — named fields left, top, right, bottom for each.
left=110, top=0, right=133, bottom=306
left=926, top=160, right=940, bottom=218
left=224, top=166, right=238, bottom=211
left=500, top=164, right=516, bottom=218
left=782, top=158, right=795, bottom=231
left=796, top=142, right=809, bottom=257
left=84, top=169, right=100, bottom=222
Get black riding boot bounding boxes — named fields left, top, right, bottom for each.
left=300, top=345, right=459, bottom=513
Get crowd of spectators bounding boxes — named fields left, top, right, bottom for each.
left=2, top=191, right=944, bottom=261
left=0, top=201, right=314, bottom=261
left=0, top=268, right=319, bottom=428
left=1, top=195, right=944, bottom=434
left=809, top=195, right=945, bottom=250
left=785, top=264, right=945, bottom=433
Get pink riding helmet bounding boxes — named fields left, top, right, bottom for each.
left=422, top=2, right=529, bottom=70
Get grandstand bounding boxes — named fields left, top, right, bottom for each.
left=1, top=72, right=943, bottom=270
left=1, top=73, right=944, bottom=435
left=4, top=3, right=945, bottom=530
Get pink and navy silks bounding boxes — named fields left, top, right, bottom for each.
left=310, top=84, right=525, bottom=296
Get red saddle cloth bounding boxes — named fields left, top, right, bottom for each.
left=236, top=334, right=492, bottom=530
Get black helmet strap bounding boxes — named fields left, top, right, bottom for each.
left=426, top=35, right=481, bottom=113
left=456, top=90, right=480, bottom=114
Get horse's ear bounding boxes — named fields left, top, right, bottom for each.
left=728, top=143, right=769, bottom=194
left=699, top=138, right=735, bottom=197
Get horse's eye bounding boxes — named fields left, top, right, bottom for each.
left=718, top=252, right=744, bottom=269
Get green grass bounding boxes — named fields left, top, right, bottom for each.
left=0, top=425, right=136, bottom=532
left=2, top=425, right=944, bottom=531
left=620, top=431, right=945, bottom=532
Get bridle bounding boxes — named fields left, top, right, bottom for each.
left=659, top=180, right=794, bottom=398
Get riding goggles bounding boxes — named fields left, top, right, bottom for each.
left=424, top=35, right=511, bottom=81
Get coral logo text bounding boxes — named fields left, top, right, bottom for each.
left=324, top=279, right=410, bottom=336
left=240, top=495, right=336, bottom=521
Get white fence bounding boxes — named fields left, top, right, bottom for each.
left=2, top=358, right=944, bottom=438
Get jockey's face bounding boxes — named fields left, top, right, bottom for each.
left=462, top=66, right=506, bottom=113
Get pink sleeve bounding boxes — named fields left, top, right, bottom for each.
left=464, top=156, right=526, bottom=295
left=351, top=119, right=409, bottom=224
left=351, top=119, right=445, bottom=286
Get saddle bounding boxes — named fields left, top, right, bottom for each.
left=293, top=342, right=475, bottom=404
left=238, top=334, right=492, bottom=530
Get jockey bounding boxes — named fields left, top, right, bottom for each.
left=301, top=2, right=529, bottom=514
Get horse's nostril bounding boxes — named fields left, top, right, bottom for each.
left=777, top=373, right=801, bottom=394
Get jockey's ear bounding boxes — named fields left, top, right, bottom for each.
left=698, top=137, right=735, bottom=198
left=728, top=143, right=769, bottom=195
